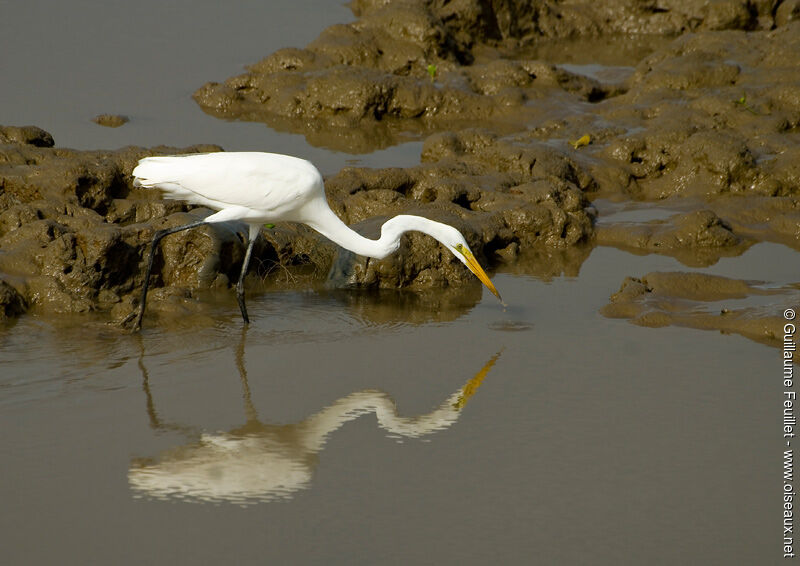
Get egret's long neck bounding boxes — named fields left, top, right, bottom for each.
left=302, top=204, right=449, bottom=260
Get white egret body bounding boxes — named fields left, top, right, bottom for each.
left=131, top=152, right=500, bottom=329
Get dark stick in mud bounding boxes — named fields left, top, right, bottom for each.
left=129, top=151, right=502, bottom=330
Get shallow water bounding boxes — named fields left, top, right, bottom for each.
left=0, top=2, right=792, bottom=564
left=0, top=0, right=421, bottom=174
left=0, top=244, right=784, bottom=564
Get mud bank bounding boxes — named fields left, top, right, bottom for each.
left=1, top=1, right=799, bottom=339
left=194, top=0, right=788, bottom=151
left=194, top=0, right=799, bottom=248
left=601, top=271, right=800, bottom=347
left=0, top=126, right=589, bottom=323
left=194, top=0, right=800, bottom=345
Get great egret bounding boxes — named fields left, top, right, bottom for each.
left=131, top=152, right=501, bottom=329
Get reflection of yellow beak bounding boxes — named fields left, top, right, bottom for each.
left=462, top=250, right=504, bottom=304
left=453, top=349, right=502, bottom=409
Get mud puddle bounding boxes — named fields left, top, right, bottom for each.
left=593, top=198, right=693, bottom=224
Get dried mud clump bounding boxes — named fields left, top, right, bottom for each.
left=92, top=114, right=129, bottom=128
left=193, top=0, right=799, bottom=274
left=590, top=23, right=800, bottom=200
left=595, top=209, right=750, bottom=266
left=0, top=280, right=26, bottom=322
left=0, top=134, right=240, bottom=321
left=601, top=272, right=798, bottom=347
left=534, top=22, right=800, bottom=258
left=194, top=0, right=659, bottom=151
left=323, top=160, right=593, bottom=287
left=0, top=125, right=54, bottom=147
left=193, top=0, right=783, bottom=151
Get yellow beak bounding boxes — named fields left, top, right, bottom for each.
left=462, top=250, right=504, bottom=304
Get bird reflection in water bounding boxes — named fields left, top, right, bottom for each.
left=129, top=331, right=502, bottom=505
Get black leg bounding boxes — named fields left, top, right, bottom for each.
left=236, top=232, right=257, bottom=324
left=133, top=220, right=207, bottom=331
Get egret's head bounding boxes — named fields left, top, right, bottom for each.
left=447, top=236, right=503, bottom=304
left=389, top=216, right=503, bottom=304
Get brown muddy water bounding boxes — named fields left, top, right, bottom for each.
left=1, top=1, right=796, bottom=564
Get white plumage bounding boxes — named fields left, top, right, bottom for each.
left=133, top=152, right=322, bottom=224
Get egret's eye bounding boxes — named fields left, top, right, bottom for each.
left=455, top=243, right=464, bottom=253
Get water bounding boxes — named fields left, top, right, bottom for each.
left=0, top=0, right=421, bottom=175
left=0, top=245, right=782, bottom=564
left=0, top=2, right=789, bottom=564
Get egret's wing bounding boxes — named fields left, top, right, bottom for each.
left=132, top=152, right=322, bottom=214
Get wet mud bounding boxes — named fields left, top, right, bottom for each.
left=0, top=131, right=593, bottom=324
left=1, top=0, right=798, bottom=345
left=92, top=114, right=129, bottom=128
left=601, top=271, right=800, bottom=347
left=595, top=208, right=751, bottom=267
